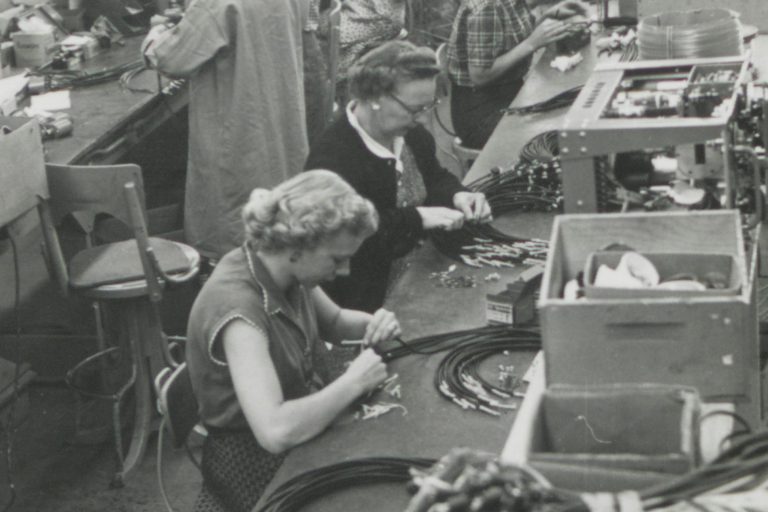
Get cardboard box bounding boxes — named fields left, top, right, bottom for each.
left=538, top=211, right=760, bottom=420
left=505, top=383, right=701, bottom=492
left=12, top=29, right=56, bottom=68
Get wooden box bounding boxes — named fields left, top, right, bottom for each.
left=538, top=211, right=760, bottom=418
left=503, top=382, right=701, bottom=492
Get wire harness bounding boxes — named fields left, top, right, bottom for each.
left=256, top=457, right=436, bottom=512
left=435, top=334, right=540, bottom=415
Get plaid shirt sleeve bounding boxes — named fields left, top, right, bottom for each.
left=465, top=2, right=506, bottom=70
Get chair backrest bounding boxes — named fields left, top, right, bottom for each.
left=155, top=363, right=199, bottom=449
left=45, top=163, right=147, bottom=239
left=1, top=118, right=48, bottom=230
left=324, top=0, right=343, bottom=123
left=40, top=163, right=151, bottom=297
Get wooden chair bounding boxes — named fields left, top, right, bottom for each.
left=40, top=163, right=200, bottom=487
left=324, top=0, right=343, bottom=123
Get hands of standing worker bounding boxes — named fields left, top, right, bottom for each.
left=453, top=191, right=493, bottom=224
left=526, top=17, right=573, bottom=50
left=344, top=349, right=388, bottom=394
left=417, top=207, right=465, bottom=231
left=542, top=0, right=590, bottom=20
left=363, top=309, right=402, bottom=348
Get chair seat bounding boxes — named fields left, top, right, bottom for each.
left=69, top=238, right=198, bottom=297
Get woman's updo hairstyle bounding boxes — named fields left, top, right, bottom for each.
left=242, top=170, right=378, bottom=253
left=348, top=40, right=439, bottom=101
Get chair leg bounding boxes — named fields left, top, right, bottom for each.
left=111, top=300, right=154, bottom=488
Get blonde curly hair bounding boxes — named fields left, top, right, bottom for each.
left=242, top=170, right=378, bottom=252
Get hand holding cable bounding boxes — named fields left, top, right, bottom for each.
left=417, top=207, right=465, bottom=231
left=363, top=308, right=402, bottom=348
left=343, top=349, right=388, bottom=395
left=453, top=191, right=493, bottom=223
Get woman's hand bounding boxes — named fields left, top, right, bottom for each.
left=363, top=308, right=402, bottom=347
left=344, top=349, right=388, bottom=394
left=417, top=207, right=465, bottom=230
left=542, top=0, right=590, bottom=20
left=453, top=191, right=493, bottom=223
left=526, top=17, right=571, bottom=50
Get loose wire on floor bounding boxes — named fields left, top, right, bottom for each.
left=256, top=457, right=436, bottom=512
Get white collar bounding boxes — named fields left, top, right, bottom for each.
left=347, top=102, right=404, bottom=173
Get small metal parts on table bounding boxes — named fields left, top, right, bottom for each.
left=355, top=402, right=408, bottom=421
left=429, top=264, right=476, bottom=288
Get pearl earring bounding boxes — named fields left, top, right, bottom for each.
left=371, top=103, right=381, bottom=111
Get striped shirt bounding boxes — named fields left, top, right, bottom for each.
left=447, top=0, right=536, bottom=87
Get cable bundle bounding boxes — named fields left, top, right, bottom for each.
left=432, top=151, right=561, bottom=267
left=405, top=449, right=579, bottom=512
left=257, top=457, right=436, bottom=512
left=502, top=86, right=583, bottom=116
left=31, top=60, right=146, bottom=90
left=637, top=430, right=768, bottom=510
left=435, top=334, right=540, bottom=415
left=518, top=130, right=559, bottom=164
left=377, top=324, right=539, bottom=362
left=638, top=8, right=743, bottom=60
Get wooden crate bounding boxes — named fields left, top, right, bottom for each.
left=538, top=211, right=760, bottom=422
left=503, top=384, right=701, bottom=492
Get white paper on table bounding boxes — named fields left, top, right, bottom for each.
left=30, top=90, right=71, bottom=111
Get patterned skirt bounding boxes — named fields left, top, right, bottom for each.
left=194, top=428, right=286, bottom=512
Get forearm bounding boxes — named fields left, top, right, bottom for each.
left=329, top=309, right=373, bottom=343
left=470, top=40, right=536, bottom=87
left=250, top=373, right=363, bottom=452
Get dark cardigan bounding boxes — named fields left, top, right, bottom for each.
left=305, top=114, right=465, bottom=312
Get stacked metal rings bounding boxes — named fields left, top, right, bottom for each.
left=637, top=8, right=743, bottom=59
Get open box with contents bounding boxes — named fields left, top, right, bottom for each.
left=502, top=210, right=762, bottom=492
left=537, top=211, right=760, bottom=419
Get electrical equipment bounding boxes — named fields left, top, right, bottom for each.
left=557, top=55, right=766, bottom=218
left=486, top=266, right=543, bottom=326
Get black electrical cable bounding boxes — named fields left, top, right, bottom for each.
left=435, top=335, right=540, bottom=415
left=502, top=86, right=583, bottom=116
left=376, top=324, right=539, bottom=362
left=31, top=60, right=146, bottom=90
left=637, top=430, right=768, bottom=508
left=257, top=457, right=436, bottom=512
left=431, top=146, right=561, bottom=266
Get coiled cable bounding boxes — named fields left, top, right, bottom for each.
left=257, top=457, right=436, bottom=512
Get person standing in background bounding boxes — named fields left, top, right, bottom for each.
left=446, top=0, right=588, bottom=149
left=143, top=0, right=309, bottom=261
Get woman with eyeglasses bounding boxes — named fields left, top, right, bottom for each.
left=305, top=40, right=492, bottom=313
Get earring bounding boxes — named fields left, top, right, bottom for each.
left=371, top=103, right=381, bottom=111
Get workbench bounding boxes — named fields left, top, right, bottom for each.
left=255, top=31, right=768, bottom=511
left=255, top=215, right=550, bottom=511
left=38, top=35, right=187, bottom=165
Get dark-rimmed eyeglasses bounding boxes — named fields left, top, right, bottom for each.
left=386, top=93, right=441, bottom=118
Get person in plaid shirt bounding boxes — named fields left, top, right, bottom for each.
left=446, top=0, right=589, bottom=149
